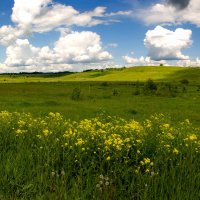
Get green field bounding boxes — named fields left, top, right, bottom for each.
left=1, top=66, right=200, bottom=199
left=0, top=66, right=200, bottom=124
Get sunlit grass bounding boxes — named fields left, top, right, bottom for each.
left=1, top=66, right=200, bottom=83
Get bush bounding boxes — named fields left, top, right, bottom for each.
left=71, top=88, right=81, bottom=100
left=180, top=79, right=189, bottom=85
left=112, top=89, right=119, bottom=96
left=156, top=83, right=178, bottom=97
left=133, top=81, right=141, bottom=95
left=146, top=79, right=157, bottom=90
left=129, top=109, right=137, bottom=115
left=144, top=79, right=157, bottom=95
left=102, top=82, right=109, bottom=87
left=133, top=89, right=140, bottom=95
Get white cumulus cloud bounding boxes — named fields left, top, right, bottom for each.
left=5, top=31, right=112, bottom=68
left=144, top=26, right=192, bottom=60
left=0, top=25, right=25, bottom=46
left=12, top=0, right=51, bottom=28
left=0, top=0, right=134, bottom=72
left=10, top=0, right=131, bottom=34
left=54, top=31, right=112, bottom=64
left=123, top=55, right=167, bottom=66
left=0, top=0, right=130, bottom=46
left=136, top=0, right=200, bottom=27
left=177, top=58, right=200, bottom=67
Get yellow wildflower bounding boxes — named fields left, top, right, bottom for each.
left=164, top=144, right=170, bottom=148
left=75, top=138, right=85, bottom=146
left=106, top=156, right=111, bottom=161
left=163, top=124, right=170, bottom=129
left=136, top=139, right=142, bottom=144
left=144, top=158, right=151, bottom=164
left=43, top=129, right=50, bottom=136
left=135, top=169, right=139, bottom=174
left=145, top=169, right=150, bottom=173
left=173, top=148, right=179, bottom=155
left=48, top=112, right=55, bottom=117
left=18, top=120, right=25, bottom=127
left=140, top=161, right=144, bottom=165
left=188, top=134, right=197, bottom=141
left=16, top=129, right=22, bottom=135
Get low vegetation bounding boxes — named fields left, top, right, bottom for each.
left=1, top=66, right=200, bottom=199
left=0, top=111, right=199, bottom=199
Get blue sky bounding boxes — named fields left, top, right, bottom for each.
left=0, top=0, right=200, bottom=72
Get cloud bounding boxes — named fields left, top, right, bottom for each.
left=11, top=0, right=107, bottom=34
left=123, top=55, right=167, bottom=66
left=5, top=31, right=112, bottom=68
left=0, top=0, right=133, bottom=71
left=136, top=0, right=200, bottom=27
left=167, top=0, right=191, bottom=10
left=136, top=4, right=177, bottom=25
left=31, top=5, right=108, bottom=33
left=0, top=61, right=121, bottom=73
left=144, top=26, right=192, bottom=60
left=0, top=63, right=10, bottom=73
left=11, top=0, right=51, bottom=28
left=5, top=39, right=52, bottom=67
left=105, top=43, right=118, bottom=48
left=54, top=31, right=112, bottom=64
left=106, top=10, right=133, bottom=17
left=177, top=58, right=200, bottom=67
left=0, top=0, right=130, bottom=47
left=0, top=63, right=74, bottom=73
left=0, top=25, right=24, bottom=46
left=9, top=0, right=131, bottom=35
left=123, top=54, right=200, bottom=68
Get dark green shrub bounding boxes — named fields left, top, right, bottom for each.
left=146, top=79, right=157, bottom=90
left=129, top=109, right=137, bottom=115
left=180, top=79, right=189, bottom=85
left=156, top=83, right=178, bottom=97
left=113, top=89, right=119, bottom=96
left=71, top=88, right=81, bottom=101
left=143, top=79, right=157, bottom=95
left=133, top=81, right=141, bottom=95
left=133, top=89, right=140, bottom=95
left=102, top=82, right=109, bottom=87
left=182, top=85, right=187, bottom=93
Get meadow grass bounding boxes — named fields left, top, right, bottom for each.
left=1, top=66, right=200, bottom=199
left=0, top=80, right=200, bottom=125
left=0, top=111, right=199, bottom=199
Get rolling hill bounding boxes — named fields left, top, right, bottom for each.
left=0, top=66, right=200, bottom=83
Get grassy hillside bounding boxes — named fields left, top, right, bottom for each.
left=0, top=66, right=200, bottom=124
left=1, top=66, right=200, bottom=83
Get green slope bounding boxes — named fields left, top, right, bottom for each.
left=0, top=66, right=200, bottom=83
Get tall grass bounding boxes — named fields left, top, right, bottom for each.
left=0, top=111, right=199, bottom=199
